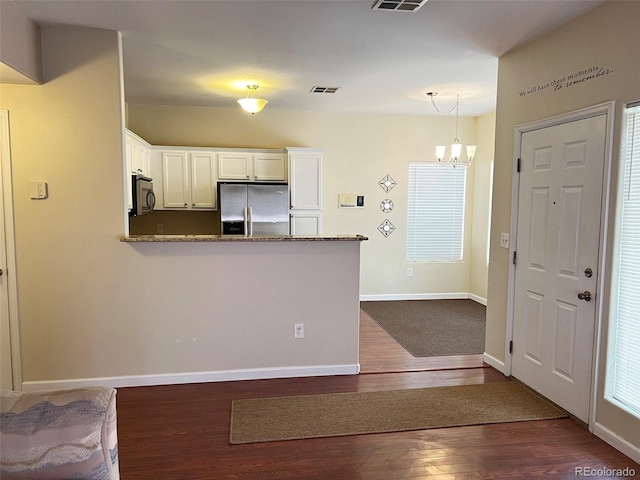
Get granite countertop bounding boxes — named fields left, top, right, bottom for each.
left=121, top=234, right=368, bottom=242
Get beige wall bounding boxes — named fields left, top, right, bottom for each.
left=0, top=0, right=42, bottom=83
left=128, top=104, right=492, bottom=298
left=0, top=26, right=361, bottom=387
left=488, top=0, right=640, bottom=455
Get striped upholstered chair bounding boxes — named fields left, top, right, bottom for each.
left=0, top=387, right=119, bottom=479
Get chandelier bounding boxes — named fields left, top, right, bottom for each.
left=237, top=85, right=268, bottom=114
left=428, top=92, right=476, bottom=167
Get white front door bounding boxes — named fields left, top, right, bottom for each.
left=0, top=110, right=14, bottom=390
left=512, top=113, right=607, bottom=422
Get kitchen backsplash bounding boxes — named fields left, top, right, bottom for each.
left=129, top=210, right=220, bottom=235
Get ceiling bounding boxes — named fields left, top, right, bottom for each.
left=14, top=0, right=604, bottom=117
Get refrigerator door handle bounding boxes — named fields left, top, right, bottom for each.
left=243, top=207, right=248, bottom=236
left=248, top=206, right=253, bottom=236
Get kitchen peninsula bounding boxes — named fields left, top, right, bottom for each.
left=122, top=234, right=366, bottom=242
left=119, top=233, right=367, bottom=386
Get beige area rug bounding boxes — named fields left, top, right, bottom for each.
left=229, top=381, right=567, bottom=444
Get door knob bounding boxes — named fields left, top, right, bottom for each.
left=0, top=268, right=3, bottom=277
left=577, top=291, right=592, bottom=302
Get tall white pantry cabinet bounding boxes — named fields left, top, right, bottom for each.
left=287, top=148, right=323, bottom=236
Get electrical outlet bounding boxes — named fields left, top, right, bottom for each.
left=500, top=233, right=510, bottom=249
left=157, top=224, right=164, bottom=233
left=294, top=323, right=304, bottom=339
left=407, top=267, right=413, bottom=277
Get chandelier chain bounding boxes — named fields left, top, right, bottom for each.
left=428, top=94, right=458, bottom=116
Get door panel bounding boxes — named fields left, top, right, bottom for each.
left=553, top=300, right=577, bottom=381
left=512, top=114, right=607, bottom=422
left=248, top=185, right=289, bottom=235
left=524, top=291, right=544, bottom=365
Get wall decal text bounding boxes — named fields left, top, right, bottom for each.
left=519, top=65, right=613, bottom=98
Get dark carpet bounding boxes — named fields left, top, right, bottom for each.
left=360, top=299, right=486, bottom=357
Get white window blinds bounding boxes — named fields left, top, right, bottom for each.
left=611, top=103, right=640, bottom=415
left=406, top=162, right=466, bottom=262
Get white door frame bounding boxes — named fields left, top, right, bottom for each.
left=505, top=101, right=615, bottom=428
left=0, top=110, right=22, bottom=390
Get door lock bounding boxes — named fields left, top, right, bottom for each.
left=577, top=291, right=592, bottom=302
left=584, top=267, right=593, bottom=278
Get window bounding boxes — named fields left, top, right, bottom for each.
left=609, top=102, right=640, bottom=416
left=406, top=162, right=466, bottom=262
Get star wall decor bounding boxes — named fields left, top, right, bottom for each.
left=380, top=199, right=394, bottom=213
left=378, top=174, right=396, bottom=193
left=378, top=219, right=395, bottom=237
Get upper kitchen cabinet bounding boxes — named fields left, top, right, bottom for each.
left=152, top=148, right=217, bottom=211
left=125, top=129, right=151, bottom=176
left=287, top=148, right=322, bottom=210
left=124, top=129, right=151, bottom=212
left=218, top=152, right=286, bottom=182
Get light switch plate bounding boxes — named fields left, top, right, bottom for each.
left=28, top=181, right=48, bottom=199
left=500, top=233, right=510, bottom=249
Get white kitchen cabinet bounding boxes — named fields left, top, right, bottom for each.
left=125, top=129, right=151, bottom=176
left=254, top=153, right=287, bottom=181
left=190, top=152, right=217, bottom=209
left=124, top=129, right=151, bottom=212
left=287, top=148, right=323, bottom=235
left=217, top=153, right=251, bottom=180
left=218, top=152, right=286, bottom=182
left=154, top=149, right=217, bottom=210
left=162, top=151, right=190, bottom=208
left=290, top=211, right=322, bottom=236
left=288, top=148, right=322, bottom=210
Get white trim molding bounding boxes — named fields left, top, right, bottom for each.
left=592, top=422, right=640, bottom=464
left=468, top=293, right=487, bottom=306
left=0, top=110, right=22, bottom=390
left=482, top=352, right=506, bottom=374
left=21, top=364, right=359, bottom=391
left=360, top=293, right=470, bottom=302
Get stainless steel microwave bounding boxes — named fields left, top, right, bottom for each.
left=131, top=175, right=156, bottom=216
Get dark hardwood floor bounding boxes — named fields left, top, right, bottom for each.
left=116, top=309, right=639, bottom=479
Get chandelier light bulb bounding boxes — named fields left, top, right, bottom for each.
left=451, top=141, right=462, bottom=160
left=466, top=145, right=477, bottom=162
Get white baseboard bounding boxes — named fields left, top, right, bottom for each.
left=592, top=422, right=640, bottom=464
left=360, top=293, right=469, bottom=301
left=482, top=352, right=506, bottom=374
left=468, top=293, right=487, bottom=306
left=359, top=293, right=487, bottom=304
left=21, top=364, right=359, bottom=391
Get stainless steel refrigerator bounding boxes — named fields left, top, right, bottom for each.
left=219, top=183, right=290, bottom=235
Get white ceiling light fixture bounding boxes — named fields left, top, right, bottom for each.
left=237, top=85, right=268, bottom=114
left=428, top=92, right=477, bottom=167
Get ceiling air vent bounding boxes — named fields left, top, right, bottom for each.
left=372, top=0, right=428, bottom=12
left=310, top=86, right=340, bottom=94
